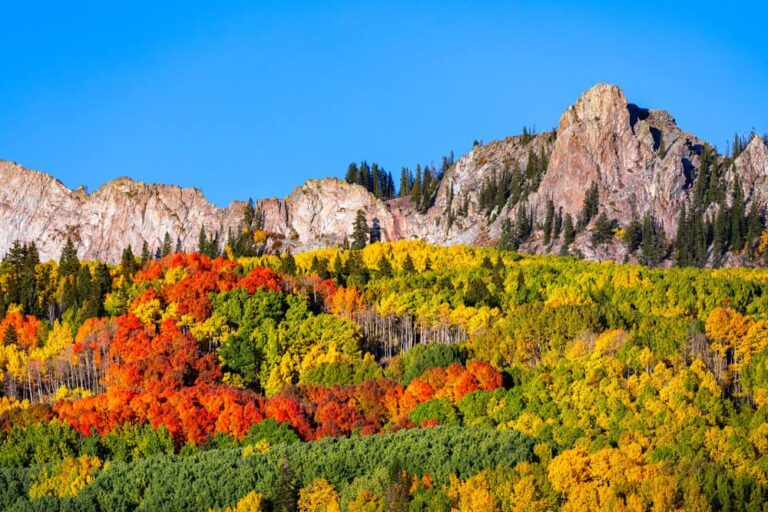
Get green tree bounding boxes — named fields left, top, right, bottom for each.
left=351, top=210, right=369, bottom=250
left=59, top=237, right=80, bottom=278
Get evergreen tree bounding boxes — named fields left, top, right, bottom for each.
left=175, top=237, right=183, bottom=253
left=498, top=218, right=516, bottom=251
left=279, top=252, right=296, bottom=275
left=399, top=168, right=411, bottom=198
left=579, top=182, right=600, bottom=229
left=345, top=162, right=359, bottom=184
left=624, top=216, right=643, bottom=253
left=377, top=255, right=393, bottom=278
left=410, top=166, right=422, bottom=204
left=351, top=210, right=369, bottom=250
left=120, top=246, right=138, bottom=281
left=198, top=228, right=209, bottom=255
left=730, top=175, right=746, bottom=252
left=59, top=237, right=80, bottom=278
left=515, top=204, right=532, bottom=242
left=345, top=250, right=369, bottom=287
left=590, top=212, right=613, bottom=246
left=543, top=199, right=555, bottom=245
left=562, top=214, right=576, bottom=246
left=639, top=213, right=666, bottom=267
left=371, top=163, right=382, bottom=198
left=141, top=241, right=151, bottom=262
left=272, top=456, right=297, bottom=512
left=712, top=205, right=730, bottom=265
left=161, top=232, right=173, bottom=257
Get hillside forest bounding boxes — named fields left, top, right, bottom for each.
left=3, top=226, right=768, bottom=509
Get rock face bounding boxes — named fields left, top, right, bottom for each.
left=1, top=83, right=766, bottom=264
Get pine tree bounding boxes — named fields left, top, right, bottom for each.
left=161, top=232, right=173, bottom=257
left=410, top=166, right=422, bottom=204
left=377, top=256, right=393, bottom=278
left=279, top=252, right=296, bottom=275
left=498, top=219, right=517, bottom=251
left=273, top=456, right=297, bottom=512
left=579, top=183, right=599, bottom=229
left=399, top=168, right=411, bottom=198
left=562, top=214, right=576, bottom=246
left=345, top=162, right=359, bottom=184
left=120, top=246, right=137, bottom=281
left=730, top=175, right=746, bottom=252
left=543, top=199, right=555, bottom=245
left=175, top=237, right=183, bottom=253
left=371, top=163, right=382, bottom=198
left=624, top=216, right=642, bottom=253
left=351, top=210, right=369, bottom=250
left=141, top=241, right=151, bottom=262
left=590, top=212, right=613, bottom=246
left=369, top=218, right=381, bottom=244
left=639, top=213, right=666, bottom=267
left=711, top=204, right=730, bottom=265
left=198, top=228, right=208, bottom=255
left=59, top=237, right=80, bottom=278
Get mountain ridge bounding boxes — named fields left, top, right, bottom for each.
left=2, top=83, right=767, bottom=265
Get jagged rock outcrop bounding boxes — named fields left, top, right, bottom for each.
left=1, top=83, right=766, bottom=265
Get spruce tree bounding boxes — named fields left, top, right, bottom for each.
left=59, top=237, right=80, bottom=278
left=161, top=232, right=173, bottom=257
left=399, top=168, right=411, bottom=197
left=279, top=252, right=296, bottom=275
left=345, top=162, right=359, bottom=184
left=120, top=246, right=137, bottom=281
left=498, top=219, right=516, bottom=251
left=624, top=216, right=642, bottom=253
left=543, top=200, right=555, bottom=245
left=639, top=213, right=666, bottom=267
left=562, top=214, right=576, bottom=246
left=351, top=210, right=369, bottom=250
left=198, top=228, right=208, bottom=255
left=141, top=241, right=151, bottom=262
left=579, top=182, right=600, bottom=229
left=377, top=256, right=393, bottom=278
left=590, top=212, right=613, bottom=245
left=273, top=456, right=297, bottom=512
left=730, top=175, right=746, bottom=252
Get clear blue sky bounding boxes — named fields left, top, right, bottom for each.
left=1, top=1, right=766, bottom=206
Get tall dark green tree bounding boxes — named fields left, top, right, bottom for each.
left=351, top=210, right=369, bottom=250
left=591, top=212, right=613, bottom=246
left=543, top=199, right=555, bottom=245
left=59, top=237, right=80, bottom=278
left=562, top=214, right=576, bottom=246
left=161, top=232, right=173, bottom=257
left=579, top=182, right=600, bottom=229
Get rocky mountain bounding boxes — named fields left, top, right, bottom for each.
left=1, top=83, right=767, bottom=265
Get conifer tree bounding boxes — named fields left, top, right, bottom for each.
left=161, top=232, right=173, bottom=257
left=141, top=241, right=151, bottom=262
left=579, top=182, right=599, bottom=229
left=59, top=237, right=80, bottom=278
left=543, top=199, right=555, bottom=245
left=351, top=210, right=369, bottom=250
left=562, top=214, right=576, bottom=246
left=590, top=211, right=613, bottom=245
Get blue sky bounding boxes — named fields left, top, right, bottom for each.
left=1, top=1, right=766, bottom=206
